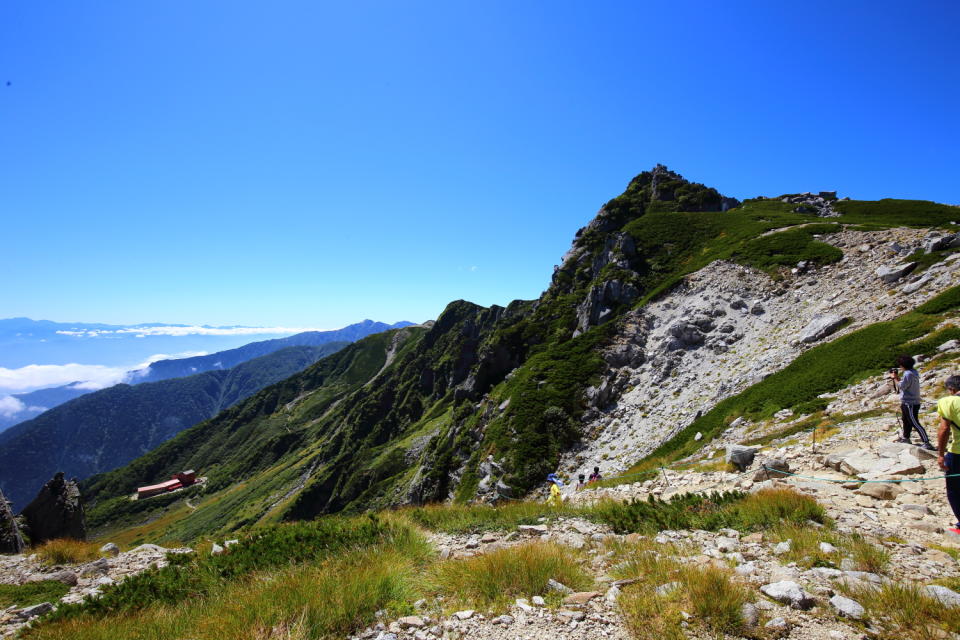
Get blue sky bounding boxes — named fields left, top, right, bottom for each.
left=2, top=0, right=958, bottom=328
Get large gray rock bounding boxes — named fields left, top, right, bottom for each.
left=829, top=594, right=865, bottom=619
left=798, top=315, right=847, bottom=343
left=0, top=487, right=25, bottom=553
left=924, top=585, right=960, bottom=608
left=726, top=445, right=757, bottom=472
left=924, top=234, right=960, bottom=253
left=20, top=472, right=86, bottom=544
left=760, top=581, right=816, bottom=610
left=754, top=458, right=790, bottom=481
left=876, top=262, right=917, bottom=283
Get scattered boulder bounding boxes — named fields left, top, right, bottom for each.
left=20, top=472, right=86, bottom=544
left=726, top=445, right=757, bottom=472
left=760, top=580, right=816, bottom=609
left=99, top=542, right=120, bottom=557
left=547, top=578, right=574, bottom=594
left=829, top=594, right=865, bottom=619
left=754, top=458, right=790, bottom=481
left=14, top=602, right=54, bottom=620
left=798, top=315, right=847, bottom=343
left=876, top=262, right=917, bottom=283
left=924, top=234, right=960, bottom=253
left=855, top=482, right=902, bottom=501
left=924, top=585, right=960, bottom=608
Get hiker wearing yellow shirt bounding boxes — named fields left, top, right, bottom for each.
left=546, top=473, right=565, bottom=508
left=935, top=375, right=960, bottom=536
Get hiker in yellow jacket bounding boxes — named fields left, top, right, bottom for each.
left=546, top=473, right=565, bottom=508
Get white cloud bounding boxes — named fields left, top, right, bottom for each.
left=56, top=325, right=329, bottom=338
left=0, top=351, right=212, bottom=394
left=0, top=395, right=26, bottom=417
left=0, top=363, right=129, bottom=393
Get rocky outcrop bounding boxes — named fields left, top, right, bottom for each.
left=20, top=472, right=86, bottom=544
left=798, top=315, right=846, bottom=343
left=0, top=489, right=24, bottom=553
left=770, top=192, right=840, bottom=217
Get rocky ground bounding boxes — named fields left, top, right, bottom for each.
left=564, top=226, right=960, bottom=482
left=4, top=227, right=960, bottom=639
left=0, top=542, right=192, bottom=638
left=355, top=353, right=960, bottom=640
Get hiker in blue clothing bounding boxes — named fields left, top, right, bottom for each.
left=890, top=355, right=936, bottom=451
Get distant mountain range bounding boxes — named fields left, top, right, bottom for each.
left=0, top=320, right=413, bottom=507
left=0, top=319, right=413, bottom=433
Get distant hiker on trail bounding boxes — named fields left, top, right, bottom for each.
left=546, top=473, right=565, bottom=508
left=935, top=375, right=960, bottom=535
left=890, top=355, right=935, bottom=451
left=589, top=466, right=602, bottom=483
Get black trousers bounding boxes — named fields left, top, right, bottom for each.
left=901, top=403, right=931, bottom=444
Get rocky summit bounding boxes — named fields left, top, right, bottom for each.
left=3, top=167, right=960, bottom=640
left=20, top=473, right=85, bottom=546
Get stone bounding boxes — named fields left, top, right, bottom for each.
left=556, top=610, right=586, bottom=623
left=773, top=540, right=792, bottom=555
left=480, top=533, right=498, bottom=544
left=452, top=610, right=474, bottom=620
left=397, top=616, right=425, bottom=629
left=531, top=595, right=546, bottom=606
left=760, top=580, right=816, bottom=609
left=924, top=234, right=960, bottom=253
left=855, top=483, right=902, bottom=500
left=547, top=578, right=574, bottom=594
left=564, top=591, right=601, bottom=604
left=765, top=616, right=790, bottom=632
left=741, top=602, right=759, bottom=627
left=819, top=542, right=838, bottom=554
left=938, top=339, right=960, bottom=353
left=799, top=315, right=847, bottom=343
left=491, top=614, right=513, bottom=625
left=716, top=536, right=739, bottom=553
left=900, top=503, right=933, bottom=515
left=15, top=602, right=54, bottom=619
left=48, top=570, right=78, bottom=586
left=726, top=445, right=757, bottom=472
left=754, top=458, right=790, bottom=481
left=876, top=262, right=917, bottom=283
left=20, top=472, right=86, bottom=544
left=742, top=532, right=764, bottom=543
left=924, top=585, right=960, bottom=608
left=99, top=542, right=120, bottom=557
left=605, top=585, right=620, bottom=602
left=0, top=488, right=25, bottom=553
left=830, top=595, right=865, bottom=619
left=518, top=524, right=548, bottom=535
left=514, top=598, right=534, bottom=612
left=78, top=557, right=109, bottom=576
left=694, top=431, right=703, bottom=441
left=224, top=539, right=239, bottom=548
left=211, top=543, right=225, bottom=555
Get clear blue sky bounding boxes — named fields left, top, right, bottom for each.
left=2, top=1, right=957, bottom=328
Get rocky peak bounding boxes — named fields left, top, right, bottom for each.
left=20, top=471, right=86, bottom=544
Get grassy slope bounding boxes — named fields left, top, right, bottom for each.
left=0, top=343, right=346, bottom=509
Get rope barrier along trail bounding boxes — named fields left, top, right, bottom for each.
left=762, top=465, right=960, bottom=484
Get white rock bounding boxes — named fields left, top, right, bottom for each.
left=760, top=580, right=816, bottom=609
left=830, top=594, right=865, bottom=619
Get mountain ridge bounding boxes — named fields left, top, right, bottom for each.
left=77, top=166, right=960, bottom=543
